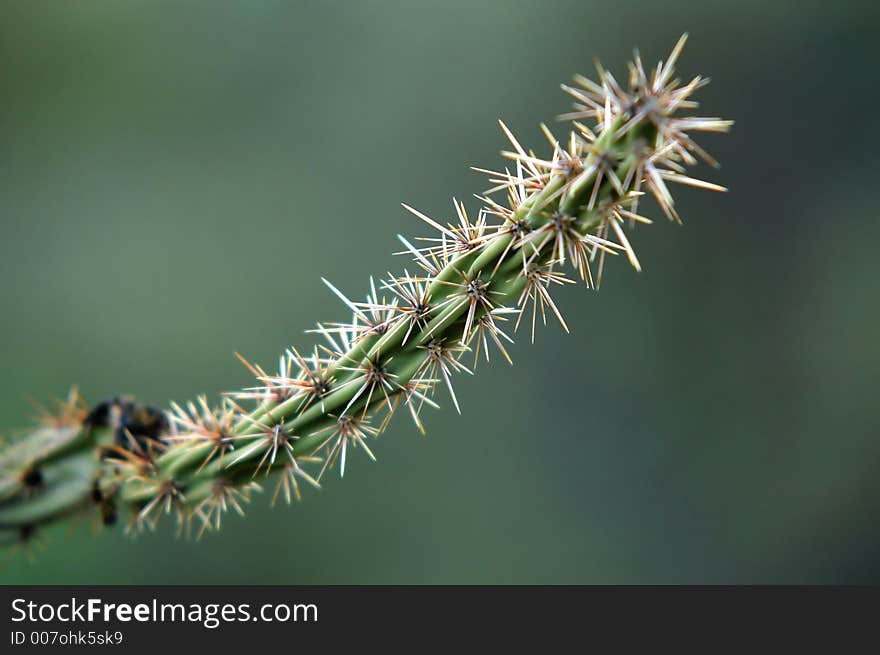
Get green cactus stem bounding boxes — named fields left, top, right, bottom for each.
left=0, top=35, right=731, bottom=549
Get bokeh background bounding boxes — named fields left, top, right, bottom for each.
left=1, top=1, right=878, bottom=583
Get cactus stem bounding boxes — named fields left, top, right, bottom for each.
left=0, top=35, right=731, bottom=547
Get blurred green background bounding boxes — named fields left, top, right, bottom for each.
left=2, top=1, right=878, bottom=583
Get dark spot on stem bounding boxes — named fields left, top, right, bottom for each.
left=22, top=467, right=42, bottom=489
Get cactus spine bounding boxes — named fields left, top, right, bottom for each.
left=0, top=35, right=731, bottom=548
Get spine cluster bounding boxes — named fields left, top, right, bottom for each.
left=0, top=36, right=730, bottom=549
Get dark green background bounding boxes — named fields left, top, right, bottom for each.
left=2, top=1, right=878, bottom=583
